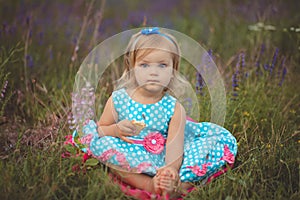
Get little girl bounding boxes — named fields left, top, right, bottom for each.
left=77, top=27, right=237, bottom=198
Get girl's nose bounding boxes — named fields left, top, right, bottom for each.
left=149, top=66, right=159, bottom=76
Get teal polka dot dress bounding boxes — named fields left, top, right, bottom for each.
left=80, top=88, right=237, bottom=183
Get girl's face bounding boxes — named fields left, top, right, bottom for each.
left=134, top=49, right=173, bottom=94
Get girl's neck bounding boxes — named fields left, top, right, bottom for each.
left=127, top=87, right=165, bottom=104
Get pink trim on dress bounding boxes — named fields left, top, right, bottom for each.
left=220, top=144, right=235, bottom=164
left=187, top=163, right=211, bottom=176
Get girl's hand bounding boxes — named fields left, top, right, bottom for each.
left=157, top=166, right=179, bottom=181
left=116, top=119, right=136, bottom=143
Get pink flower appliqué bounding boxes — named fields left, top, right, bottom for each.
left=220, top=144, right=235, bottom=164
left=187, top=163, right=211, bottom=176
left=143, top=132, right=166, bottom=154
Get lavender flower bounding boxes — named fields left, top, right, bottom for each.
left=279, top=67, right=287, bottom=86
left=195, top=70, right=205, bottom=95
left=26, top=55, right=34, bottom=68
left=270, top=48, right=279, bottom=74
left=69, top=82, right=96, bottom=134
left=196, top=50, right=213, bottom=95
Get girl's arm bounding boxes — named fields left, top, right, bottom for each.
left=164, top=102, right=186, bottom=171
left=96, top=96, right=119, bottom=137
left=97, top=96, right=136, bottom=143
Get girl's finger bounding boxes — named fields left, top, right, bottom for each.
left=120, top=136, right=134, bottom=144
left=118, top=126, right=135, bottom=133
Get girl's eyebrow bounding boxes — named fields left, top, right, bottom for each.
left=139, top=59, right=169, bottom=63
left=158, top=60, right=169, bottom=63
left=139, top=59, right=150, bottom=63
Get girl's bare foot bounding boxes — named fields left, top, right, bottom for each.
left=159, top=167, right=181, bottom=199
left=152, top=173, right=162, bottom=195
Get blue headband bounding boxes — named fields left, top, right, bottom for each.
left=138, top=27, right=177, bottom=46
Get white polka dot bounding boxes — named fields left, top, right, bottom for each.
left=138, top=108, right=142, bottom=111
left=129, top=147, right=133, bottom=151
left=146, top=109, right=150, bottom=113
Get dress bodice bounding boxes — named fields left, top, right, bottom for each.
left=112, top=88, right=176, bottom=139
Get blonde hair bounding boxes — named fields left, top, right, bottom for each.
left=115, top=29, right=190, bottom=99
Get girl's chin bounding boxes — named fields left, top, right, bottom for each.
left=140, top=84, right=165, bottom=93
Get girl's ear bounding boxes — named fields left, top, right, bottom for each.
left=124, top=53, right=131, bottom=69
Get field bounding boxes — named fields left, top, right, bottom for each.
left=0, top=0, right=299, bottom=199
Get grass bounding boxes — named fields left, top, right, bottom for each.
left=0, top=0, right=299, bottom=199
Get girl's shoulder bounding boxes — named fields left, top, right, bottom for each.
left=112, top=88, right=128, bottom=102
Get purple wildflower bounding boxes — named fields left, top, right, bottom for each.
left=269, top=48, right=279, bottom=74
left=196, top=71, right=205, bottom=95
left=263, top=63, right=269, bottom=71
left=279, top=66, right=287, bottom=86
left=38, top=31, right=44, bottom=45
left=70, top=82, right=96, bottom=133
left=26, top=55, right=34, bottom=68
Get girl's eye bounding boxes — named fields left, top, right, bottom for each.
left=140, top=63, right=149, bottom=68
left=158, top=63, right=167, bottom=68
